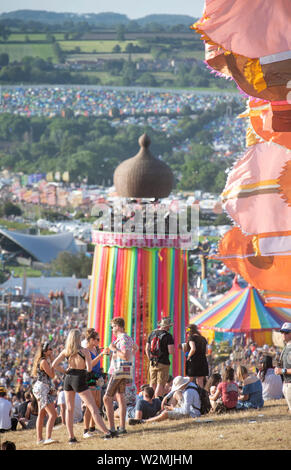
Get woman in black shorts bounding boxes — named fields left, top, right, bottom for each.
left=52, top=329, right=116, bottom=442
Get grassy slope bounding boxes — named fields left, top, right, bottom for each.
left=58, top=40, right=140, bottom=53
left=6, top=399, right=291, bottom=450
left=0, top=43, right=57, bottom=62
left=2, top=34, right=202, bottom=64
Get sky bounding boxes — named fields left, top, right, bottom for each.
left=0, top=0, right=205, bottom=19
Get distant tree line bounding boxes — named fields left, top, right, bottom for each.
left=50, top=251, right=93, bottom=278
left=0, top=201, right=22, bottom=217
left=0, top=56, right=100, bottom=85
left=0, top=11, right=196, bottom=34
left=0, top=54, right=236, bottom=90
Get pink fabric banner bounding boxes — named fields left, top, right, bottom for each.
left=196, top=0, right=291, bottom=58
left=222, top=142, right=291, bottom=234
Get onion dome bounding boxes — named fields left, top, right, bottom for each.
left=113, top=134, right=174, bottom=198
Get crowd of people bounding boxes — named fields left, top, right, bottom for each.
left=0, top=306, right=290, bottom=448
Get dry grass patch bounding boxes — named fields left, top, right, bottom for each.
left=2, top=400, right=290, bottom=451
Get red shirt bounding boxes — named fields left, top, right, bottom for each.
left=217, top=381, right=239, bottom=409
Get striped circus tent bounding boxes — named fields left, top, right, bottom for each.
left=190, top=282, right=291, bottom=346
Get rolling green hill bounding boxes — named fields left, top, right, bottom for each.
left=0, top=10, right=196, bottom=27
left=0, top=10, right=130, bottom=25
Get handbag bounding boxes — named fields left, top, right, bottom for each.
left=112, top=357, right=132, bottom=380
left=86, top=371, right=97, bottom=385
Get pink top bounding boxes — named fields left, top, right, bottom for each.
left=217, top=381, right=239, bottom=408
left=195, top=0, right=291, bottom=58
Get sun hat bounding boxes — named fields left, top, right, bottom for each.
left=171, top=376, right=190, bottom=393
left=158, top=317, right=174, bottom=328
left=279, top=322, right=291, bottom=333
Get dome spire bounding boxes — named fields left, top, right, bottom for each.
left=113, top=133, right=174, bottom=199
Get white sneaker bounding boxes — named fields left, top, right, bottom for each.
left=43, top=438, right=56, bottom=445
left=37, top=440, right=45, bottom=445
left=89, top=429, right=100, bottom=434
left=83, top=432, right=94, bottom=439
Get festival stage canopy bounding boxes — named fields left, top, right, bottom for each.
left=0, top=228, right=79, bottom=263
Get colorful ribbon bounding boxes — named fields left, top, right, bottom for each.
left=87, top=244, right=189, bottom=389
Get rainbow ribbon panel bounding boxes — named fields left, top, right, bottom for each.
left=87, top=245, right=189, bottom=389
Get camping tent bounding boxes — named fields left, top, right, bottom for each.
left=190, top=280, right=291, bottom=346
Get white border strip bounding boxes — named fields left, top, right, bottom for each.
left=260, top=50, right=291, bottom=65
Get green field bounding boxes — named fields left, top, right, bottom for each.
left=179, top=50, right=205, bottom=60
left=0, top=43, right=57, bottom=62
left=59, top=40, right=140, bottom=53
left=7, top=33, right=46, bottom=41
left=1, top=34, right=204, bottom=66
left=6, top=266, right=43, bottom=277
left=71, top=70, right=176, bottom=86
left=0, top=218, right=31, bottom=231
left=7, top=33, right=65, bottom=42
left=71, top=70, right=115, bottom=85
left=66, top=52, right=152, bottom=62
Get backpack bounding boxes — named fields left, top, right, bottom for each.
left=186, top=384, right=211, bottom=415
left=150, top=330, right=167, bottom=359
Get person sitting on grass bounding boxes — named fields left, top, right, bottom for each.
left=236, top=365, right=264, bottom=410
left=23, top=393, right=39, bottom=429
left=138, top=384, right=150, bottom=397
left=204, top=373, right=222, bottom=410
left=257, top=355, right=283, bottom=401
left=209, top=366, right=239, bottom=413
left=128, top=386, right=161, bottom=425
left=129, top=376, right=201, bottom=425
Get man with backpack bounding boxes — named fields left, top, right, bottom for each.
left=145, top=317, right=174, bottom=398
